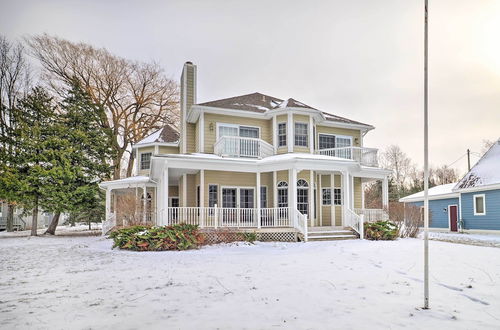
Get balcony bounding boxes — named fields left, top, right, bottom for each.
left=315, top=147, right=379, bottom=167
left=214, top=136, right=275, bottom=159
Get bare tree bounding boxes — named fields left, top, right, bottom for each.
left=481, top=139, right=495, bottom=155
left=380, top=145, right=415, bottom=199
left=0, top=36, right=32, bottom=232
left=433, top=165, right=459, bottom=185
left=26, top=34, right=179, bottom=179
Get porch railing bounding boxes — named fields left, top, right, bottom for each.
left=292, top=209, right=308, bottom=242
left=354, top=208, right=389, bottom=222
left=0, top=216, right=26, bottom=231
left=166, top=207, right=290, bottom=228
left=102, top=212, right=116, bottom=235
left=315, top=147, right=378, bottom=167
left=214, top=136, right=275, bottom=159
left=344, top=208, right=364, bottom=239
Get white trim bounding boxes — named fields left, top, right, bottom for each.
left=400, top=192, right=460, bottom=203
left=207, top=183, right=219, bottom=207
left=448, top=204, right=458, bottom=232
left=473, top=193, right=486, bottom=216
left=309, top=116, right=314, bottom=154
left=182, top=174, right=187, bottom=207
left=168, top=196, right=179, bottom=207
left=277, top=121, right=287, bottom=149
left=216, top=122, right=261, bottom=139
left=272, top=116, right=277, bottom=150
left=133, top=141, right=179, bottom=149
left=199, top=111, right=205, bottom=153
left=331, top=174, right=335, bottom=225
left=220, top=185, right=256, bottom=208
left=139, top=151, right=153, bottom=171
left=287, top=113, right=293, bottom=152
left=273, top=171, right=278, bottom=208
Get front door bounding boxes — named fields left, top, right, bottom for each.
left=449, top=205, right=458, bottom=232
left=239, top=188, right=255, bottom=224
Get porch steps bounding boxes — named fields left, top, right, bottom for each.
left=307, top=228, right=358, bottom=241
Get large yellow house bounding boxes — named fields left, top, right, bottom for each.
left=100, top=62, right=391, bottom=241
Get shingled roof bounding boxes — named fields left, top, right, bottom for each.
left=197, top=92, right=372, bottom=127
left=136, top=124, right=179, bottom=146
left=198, top=92, right=283, bottom=113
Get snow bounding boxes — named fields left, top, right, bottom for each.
left=456, top=140, right=500, bottom=189
left=99, top=175, right=152, bottom=187
left=136, top=128, right=163, bottom=145
left=399, top=183, right=458, bottom=202
left=1, top=237, right=499, bottom=329
left=427, top=232, right=500, bottom=248
left=278, top=98, right=290, bottom=108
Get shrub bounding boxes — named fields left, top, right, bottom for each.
left=364, top=221, right=398, bottom=240
left=387, top=202, right=425, bottom=238
left=109, top=224, right=205, bottom=251
left=241, top=232, right=257, bottom=244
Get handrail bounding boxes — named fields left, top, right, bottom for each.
left=292, top=209, right=308, bottom=242
left=315, top=146, right=378, bottom=167
left=214, top=136, right=275, bottom=159
left=345, top=208, right=364, bottom=239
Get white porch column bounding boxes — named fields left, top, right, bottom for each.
left=105, top=188, right=111, bottom=221
left=318, top=174, right=323, bottom=226
left=182, top=174, right=187, bottom=207
left=287, top=112, right=293, bottom=153
left=273, top=171, right=278, bottom=208
left=382, top=177, right=389, bottom=210
left=361, top=181, right=365, bottom=209
left=350, top=174, right=355, bottom=209
left=342, top=171, right=350, bottom=225
left=309, top=115, right=314, bottom=154
left=256, top=172, right=261, bottom=228
left=200, top=169, right=205, bottom=227
left=331, top=174, right=335, bottom=226
left=309, top=170, right=314, bottom=226
left=289, top=168, right=298, bottom=224
left=142, top=184, right=147, bottom=223
left=163, top=167, right=169, bottom=225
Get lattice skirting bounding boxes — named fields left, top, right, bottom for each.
left=201, top=229, right=298, bottom=244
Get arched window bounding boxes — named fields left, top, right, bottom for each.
left=277, top=181, right=288, bottom=208
left=297, top=180, right=309, bottom=215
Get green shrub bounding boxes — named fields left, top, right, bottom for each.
left=109, top=224, right=205, bottom=251
left=364, top=221, right=398, bottom=240
left=241, top=232, right=257, bottom=244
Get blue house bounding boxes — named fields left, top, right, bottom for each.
left=400, top=139, right=500, bottom=233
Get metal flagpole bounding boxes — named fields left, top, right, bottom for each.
left=423, top=0, right=430, bottom=309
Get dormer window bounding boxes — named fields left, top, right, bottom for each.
left=294, top=123, right=308, bottom=147
left=140, top=152, right=152, bottom=170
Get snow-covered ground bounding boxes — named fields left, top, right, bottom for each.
left=428, top=232, right=500, bottom=248
left=0, top=237, right=499, bottom=330
left=0, top=224, right=101, bottom=238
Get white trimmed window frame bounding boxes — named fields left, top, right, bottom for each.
left=277, top=122, right=287, bottom=148
left=216, top=122, right=261, bottom=139
left=140, top=152, right=152, bottom=170
left=294, top=122, right=308, bottom=147
left=473, top=193, right=486, bottom=216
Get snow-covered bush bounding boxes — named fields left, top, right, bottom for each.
left=364, top=221, right=398, bottom=240
left=109, top=224, right=205, bottom=251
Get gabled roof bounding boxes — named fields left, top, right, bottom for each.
left=454, top=139, right=500, bottom=190
left=135, top=124, right=179, bottom=146
left=198, top=92, right=283, bottom=113
left=399, top=183, right=459, bottom=203
left=196, top=92, right=372, bottom=127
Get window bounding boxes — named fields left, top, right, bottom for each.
left=333, top=188, right=342, bottom=205
left=239, top=126, right=259, bottom=138
left=297, top=180, right=309, bottom=215
left=319, top=134, right=335, bottom=150
left=294, top=123, right=308, bottom=147
left=260, top=186, right=267, bottom=208
left=322, top=188, right=331, bottom=205
left=277, top=181, right=288, bottom=208
left=474, top=194, right=486, bottom=215
left=278, top=123, right=287, bottom=147
left=140, top=152, right=152, bottom=170
left=218, top=123, right=260, bottom=157
left=208, top=185, right=218, bottom=207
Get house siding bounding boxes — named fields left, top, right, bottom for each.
left=409, top=197, right=459, bottom=229
left=158, top=146, right=179, bottom=154
left=203, top=113, right=272, bottom=153
left=461, top=189, right=500, bottom=230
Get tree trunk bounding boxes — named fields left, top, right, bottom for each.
left=31, top=197, right=38, bottom=236
left=6, top=203, right=14, bottom=232
left=126, top=150, right=135, bottom=177
left=44, top=212, right=61, bottom=235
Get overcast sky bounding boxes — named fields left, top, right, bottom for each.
left=1, top=0, right=499, bottom=175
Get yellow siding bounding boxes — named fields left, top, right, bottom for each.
left=158, top=146, right=179, bottom=154
left=353, top=177, right=362, bottom=209
left=316, top=125, right=361, bottom=147
left=186, top=123, right=196, bottom=153
left=203, top=113, right=272, bottom=153
left=186, top=174, right=196, bottom=206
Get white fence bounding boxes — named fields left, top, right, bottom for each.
left=354, top=208, right=388, bottom=222
left=166, top=207, right=290, bottom=228
left=214, top=136, right=275, bottom=159
left=344, top=208, right=364, bottom=239
left=316, top=147, right=378, bottom=167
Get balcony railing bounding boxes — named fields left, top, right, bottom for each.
left=315, top=147, right=378, bottom=167
left=354, top=208, right=389, bottom=222
left=214, top=136, right=275, bottom=159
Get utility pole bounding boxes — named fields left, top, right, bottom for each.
left=467, top=149, right=471, bottom=171
left=423, top=0, right=430, bottom=310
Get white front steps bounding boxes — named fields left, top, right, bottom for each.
left=307, top=227, right=358, bottom=241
